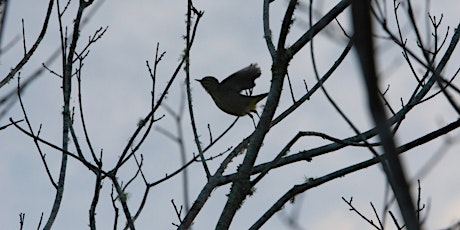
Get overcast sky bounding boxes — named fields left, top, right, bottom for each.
left=1, top=0, right=460, bottom=229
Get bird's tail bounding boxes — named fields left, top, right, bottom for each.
left=249, top=93, right=269, bottom=116
left=253, top=93, right=269, bottom=103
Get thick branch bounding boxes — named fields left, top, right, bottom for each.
left=352, top=1, right=418, bottom=229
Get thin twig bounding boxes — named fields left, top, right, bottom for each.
left=341, top=197, right=381, bottom=229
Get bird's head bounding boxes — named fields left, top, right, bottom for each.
left=196, top=76, right=219, bottom=92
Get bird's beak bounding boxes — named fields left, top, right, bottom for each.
left=195, top=79, right=201, bottom=82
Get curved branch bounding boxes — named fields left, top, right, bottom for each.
left=277, top=0, right=297, bottom=50
left=0, top=0, right=54, bottom=88
left=263, top=0, right=276, bottom=58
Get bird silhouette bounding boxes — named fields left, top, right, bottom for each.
left=196, top=63, right=268, bottom=125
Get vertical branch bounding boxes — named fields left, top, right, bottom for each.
left=405, top=0, right=431, bottom=62
left=176, top=97, right=191, bottom=214
left=277, top=0, right=297, bottom=50
left=0, top=0, right=8, bottom=51
left=75, top=57, right=99, bottom=163
left=44, top=1, right=93, bottom=229
left=216, top=1, right=293, bottom=228
left=263, top=0, right=276, bottom=58
left=183, top=0, right=210, bottom=178
left=160, top=98, right=191, bottom=214
left=351, top=1, right=419, bottom=230
left=42, top=0, right=68, bottom=228
left=111, top=176, right=135, bottom=229
left=89, top=164, right=103, bottom=230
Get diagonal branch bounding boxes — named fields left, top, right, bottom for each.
left=0, top=0, right=54, bottom=88
left=289, top=0, right=351, bottom=58
left=250, top=118, right=460, bottom=229
left=351, top=1, right=418, bottom=229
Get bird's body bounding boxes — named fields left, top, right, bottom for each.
left=204, top=86, right=268, bottom=116
left=197, top=64, right=268, bottom=117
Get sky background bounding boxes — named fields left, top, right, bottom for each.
left=1, top=0, right=460, bottom=229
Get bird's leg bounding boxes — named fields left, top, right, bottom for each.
left=248, top=113, right=257, bottom=128
left=250, top=109, right=261, bottom=120
left=249, top=110, right=262, bottom=128
left=243, top=88, right=254, bottom=96
left=253, top=110, right=261, bottom=119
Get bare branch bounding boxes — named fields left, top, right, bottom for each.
left=0, top=0, right=54, bottom=88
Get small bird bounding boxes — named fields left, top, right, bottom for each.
left=196, top=64, right=268, bottom=123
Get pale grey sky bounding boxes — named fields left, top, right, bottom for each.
left=1, top=0, right=460, bottom=229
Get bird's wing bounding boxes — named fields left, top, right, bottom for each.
left=220, top=63, right=261, bottom=92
